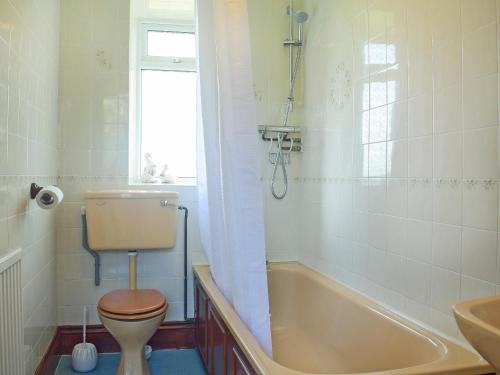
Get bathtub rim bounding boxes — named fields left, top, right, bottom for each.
left=193, top=262, right=493, bottom=375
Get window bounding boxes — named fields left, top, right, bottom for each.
left=132, top=22, right=197, bottom=182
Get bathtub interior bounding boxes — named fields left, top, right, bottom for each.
left=267, top=266, right=444, bottom=374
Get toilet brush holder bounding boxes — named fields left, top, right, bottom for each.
left=72, top=343, right=98, bottom=373
left=72, top=306, right=98, bottom=372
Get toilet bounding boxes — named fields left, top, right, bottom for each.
left=98, top=289, right=167, bottom=375
left=84, top=190, right=179, bottom=375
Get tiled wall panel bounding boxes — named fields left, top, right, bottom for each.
left=300, top=0, right=500, bottom=345
left=57, top=0, right=299, bottom=324
left=0, top=0, right=60, bottom=373
left=56, top=0, right=205, bottom=323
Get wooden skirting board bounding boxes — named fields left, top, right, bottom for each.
left=33, top=330, right=59, bottom=375
left=34, top=321, right=195, bottom=375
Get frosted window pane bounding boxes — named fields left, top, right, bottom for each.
left=147, top=0, right=195, bottom=20
left=141, top=70, right=197, bottom=177
left=147, top=31, right=195, bottom=58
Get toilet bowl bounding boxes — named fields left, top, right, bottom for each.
left=98, top=289, right=168, bottom=375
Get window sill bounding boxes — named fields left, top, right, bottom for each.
left=128, top=178, right=197, bottom=188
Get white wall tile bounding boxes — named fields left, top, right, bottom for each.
left=408, top=180, right=433, bottom=220
left=370, top=71, right=388, bottom=108
left=0, top=41, right=8, bottom=85
left=433, top=182, right=462, bottom=225
left=428, top=309, right=458, bottom=337
left=432, top=223, right=461, bottom=272
left=354, top=110, right=370, bottom=144
left=430, top=267, right=460, bottom=315
left=369, top=142, right=387, bottom=177
left=367, top=246, right=386, bottom=284
left=463, top=22, right=498, bottom=79
left=409, top=136, right=433, bottom=178
left=433, top=39, right=461, bottom=89
left=387, top=100, right=408, bottom=140
left=387, top=65, right=408, bottom=104
left=383, top=288, right=406, bottom=311
left=434, top=132, right=462, bottom=178
left=404, top=259, right=432, bottom=304
left=408, top=51, right=433, bottom=97
left=353, top=179, right=370, bottom=211
left=434, top=84, right=462, bottom=134
left=404, top=298, right=432, bottom=325
left=461, top=275, right=496, bottom=300
left=462, top=182, right=498, bottom=231
left=462, top=228, right=498, bottom=283
left=368, top=213, right=387, bottom=250
left=368, top=178, right=387, bottom=213
left=463, top=75, right=499, bottom=129
left=354, top=78, right=370, bottom=111
left=407, top=1, right=432, bottom=54
left=408, top=94, right=433, bottom=137
left=386, top=216, right=408, bottom=256
left=386, top=178, right=408, bottom=217
left=387, top=140, right=408, bottom=178
left=368, top=4, right=386, bottom=39
left=463, top=127, right=498, bottom=179
left=369, top=105, right=388, bottom=142
left=407, top=219, right=433, bottom=263
left=62, top=149, right=91, bottom=176
left=384, top=252, right=406, bottom=294
left=461, top=0, right=497, bottom=32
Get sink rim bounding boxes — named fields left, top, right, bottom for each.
left=453, top=295, right=500, bottom=337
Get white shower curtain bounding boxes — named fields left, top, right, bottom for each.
left=195, top=0, right=273, bottom=356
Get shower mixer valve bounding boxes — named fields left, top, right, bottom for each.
left=269, top=152, right=290, bottom=166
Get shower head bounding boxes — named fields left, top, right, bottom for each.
left=294, top=11, right=309, bottom=44
left=294, top=11, right=309, bottom=23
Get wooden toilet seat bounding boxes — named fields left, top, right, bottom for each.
left=98, top=289, right=168, bottom=321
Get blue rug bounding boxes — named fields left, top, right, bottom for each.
left=54, top=349, right=206, bottom=375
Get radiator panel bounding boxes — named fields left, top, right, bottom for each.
left=0, top=249, right=23, bottom=375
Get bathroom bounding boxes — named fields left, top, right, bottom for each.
left=0, top=0, right=499, bottom=374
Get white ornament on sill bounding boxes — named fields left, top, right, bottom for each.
left=159, top=164, right=176, bottom=184
left=141, top=153, right=157, bottom=183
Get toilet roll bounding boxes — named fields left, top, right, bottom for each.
left=35, top=185, right=64, bottom=209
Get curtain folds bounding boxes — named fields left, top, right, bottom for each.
left=195, top=0, right=273, bottom=356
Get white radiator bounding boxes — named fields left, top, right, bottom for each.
left=0, top=248, right=23, bottom=375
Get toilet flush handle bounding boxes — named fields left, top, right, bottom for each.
left=160, top=199, right=177, bottom=208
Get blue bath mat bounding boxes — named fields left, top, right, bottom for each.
left=54, top=349, right=206, bottom=375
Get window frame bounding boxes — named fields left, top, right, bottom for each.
left=131, top=19, right=197, bottom=184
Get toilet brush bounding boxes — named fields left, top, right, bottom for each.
left=72, top=305, right=98, bottom=372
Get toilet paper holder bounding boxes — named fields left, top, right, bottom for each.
left=30, top=183, right=64, bottom=210
left=30, top=183, right=44, bottom=199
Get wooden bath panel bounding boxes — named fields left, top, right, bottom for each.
left=195, top=275, right=256, bottom=375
